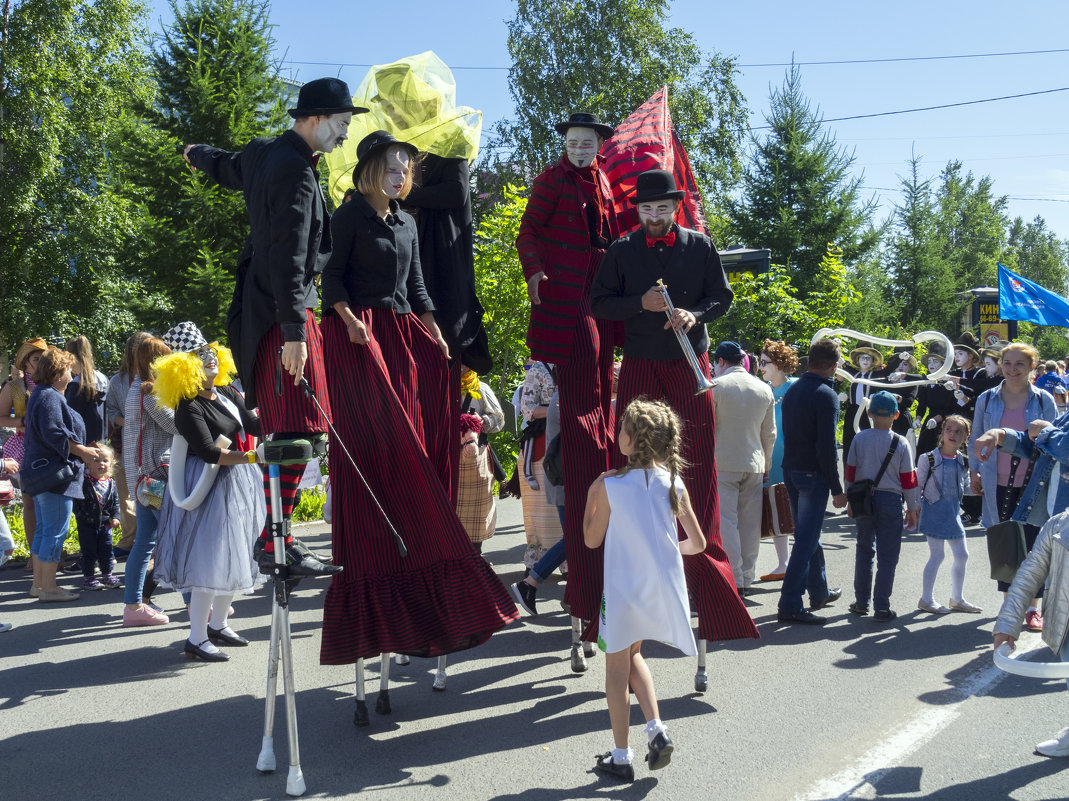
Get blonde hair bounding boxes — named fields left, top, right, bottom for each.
left=616, top=398, right=686, bottom=514
left=999, top=342, right=1039, bottom=369
left=940, top=414, right=971, bottom=452
left=150, top=343, right=237, bottom=410
left=92, top=442, right=116, bottom=474
left=354, top=144, right=415, bottom=200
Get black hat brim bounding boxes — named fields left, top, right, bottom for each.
left=629, top=190, right=685, bottom=205
left=555, top=121, right=614, bottom=139
left=352, top=140, right=420, bottom=180
left=288, top=104, right=370, bottom=119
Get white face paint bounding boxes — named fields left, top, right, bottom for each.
left=857, top=354, right=873, bottom=371
left=985, top=356, right=1000, bottom=377
left=637, top=200, right=677, bottom=239
left=312, top=112, right=353, bottom=153
left=565, top=126, right=599, bottom=168
left=927, top=357, right=943, bottom=373
left=953, top=349, right=971, bottom=368
left=197, top=346, right=219, bottom=384
left=380, top=145, right=411, bottom=199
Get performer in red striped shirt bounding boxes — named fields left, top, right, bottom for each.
left=516, top=113, right=623, bottom=628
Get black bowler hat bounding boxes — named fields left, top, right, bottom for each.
left=351, top=130, right=419, bottom=181
left=288, top=77, right=368, bottom=119
left=554, top=112, right=614, bottom=140
left=629, top=169, right=685, bottom=205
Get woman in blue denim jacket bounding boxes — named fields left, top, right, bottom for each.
left=971, top=342, right=1058, bottom=630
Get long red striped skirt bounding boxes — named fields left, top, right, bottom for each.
left=558, top=295, right=617, bottom=622
left=319, top=310, right=518, bottom=663
left=252, top=309, right=330, bottom=436
left=613, top=355, right=759, bottom=642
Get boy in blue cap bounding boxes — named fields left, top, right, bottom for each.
left=844, top=391, right=920, bottom=620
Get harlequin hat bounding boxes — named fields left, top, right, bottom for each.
left=288, top=77, right=368, bottom=119
left=162, top=321, right=209, bottom=354
left=554, top=112, right=614, bottom=140
left=849, top=343, right=884, bottom=370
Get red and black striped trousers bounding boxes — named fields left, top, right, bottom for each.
left=614, top=355, right=759, bottom=642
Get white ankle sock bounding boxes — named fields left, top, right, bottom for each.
left=610, top=747, right=633, bottom=764
left=645, top=719, right=667, bottom=742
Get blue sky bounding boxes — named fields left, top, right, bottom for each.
left=145, top=1, right=1069, bottom=243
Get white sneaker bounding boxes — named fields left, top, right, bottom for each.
left=917, top=598, right=951, bottom=614
left=1036, top=727, right=1069, bottom=757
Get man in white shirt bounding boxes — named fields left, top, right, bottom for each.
left=712, top=341, right=776, bottom=594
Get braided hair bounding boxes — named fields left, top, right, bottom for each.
left=616, top=398, right=687, bottom=514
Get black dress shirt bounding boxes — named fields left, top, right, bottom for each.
left=321, top=193, right=434, bottom=317
left=589, top=226, right=733, bottom=360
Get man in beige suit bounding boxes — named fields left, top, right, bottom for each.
left=712, top=341, right=776, bottom=594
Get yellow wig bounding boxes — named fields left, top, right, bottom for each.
left=151, top=343, right=238, bottom=410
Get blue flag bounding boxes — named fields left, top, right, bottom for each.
left=997, top=263, right=1069, bottom=327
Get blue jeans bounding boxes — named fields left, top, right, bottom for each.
left=531, top=506, right=567, bottom=583
left=779, top=470, right=831, bottom=614
left=124, top=502, right=160, bottom=605
left=31, top=492, right=73, bottom=564
left=853, top=491, right=904, bottom=612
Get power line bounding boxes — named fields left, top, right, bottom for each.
left=281, top=47, right=1069, bottom=72
left=749, top=87, right=1069, bottom=130
left=737, top=47, right=1069, bottom=68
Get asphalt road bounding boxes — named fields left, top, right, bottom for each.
left=1, top=497, right=1066, bottom=801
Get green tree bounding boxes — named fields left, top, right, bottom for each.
left=709, top=246, right=859, bottom=351
left=121, top=0, right=289, bottom=341
left=887, top=153, right=957, bottom=331
left=933, top=160, right=1008, bottom=295
left=484, top=0, right=748, bottom=215
left=729, top=65, right=880, bottom=298
left=474, top=184, right=531, bottom=398
left=0, top=0, right=158, bottom=372
left=1004, top=215, right=1069, bottom=295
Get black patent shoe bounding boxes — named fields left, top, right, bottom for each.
left=592, top=753, right=635, bottom=783
left=184, top=639, right=230, bottom=662
left=255, top=538, right=342, bottom=577
left=645, top=731, right=674, bottom=771
left=207, top=625, right=249, bottom=647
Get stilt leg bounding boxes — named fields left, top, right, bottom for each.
left=353, top=659, right=368, bottom=727
left=570, top=616, right=587, bottom=673
left=432, top=655, right=447, bottom=691
left=256, top=601, right=281, bottom=772
left=376, top=653, right=392, bottom=714
left=694, top=639, right=708, bottom=693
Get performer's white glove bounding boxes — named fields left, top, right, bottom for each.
left=926, top=418, right=939, bottom=430
left=954, top=389, right=967, bottom=405
left=837, top=392, right=848, bottom=404
left=942, top=380, right=957, bottom=391
left=889, top=371, right=905, bottom=384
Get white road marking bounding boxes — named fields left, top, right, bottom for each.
left=792, top=639, right=1048, bottom=801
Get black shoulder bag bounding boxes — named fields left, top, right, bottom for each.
left=986, top=453, right=1032, bottom=584
left=846, top=436, right=900, bottom=520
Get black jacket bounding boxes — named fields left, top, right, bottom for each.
left=589, top=225, right=732, bottom=360
left=404, top=155, right=492, bottom=373
left=187, top=130, right=331, bottom=408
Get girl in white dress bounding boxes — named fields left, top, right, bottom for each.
left=583, top=399, right=707, bottom=782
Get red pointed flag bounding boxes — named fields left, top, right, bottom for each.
left=599, top=86, right=707, bottom=235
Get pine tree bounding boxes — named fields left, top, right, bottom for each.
left=729, top=65, right=879, bottom=298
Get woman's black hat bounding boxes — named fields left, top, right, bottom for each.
left=629, top=169, right=685, bottom=205
left=288, top=77, right=368, bottom=119
left=554, top=112, right=614, bottom=140
left=352, top=130, right=419, bottom=180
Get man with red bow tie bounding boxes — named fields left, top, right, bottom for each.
left=590, top=170, right=757, bottom=646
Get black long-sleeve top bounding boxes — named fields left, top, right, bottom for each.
left=589, top=226, right=732, bottom=359
left=321, top=193, right=434, bottom=317
left=174, top=385, right=261, bottom=464
left=781, top=371, right=844, bottom=495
